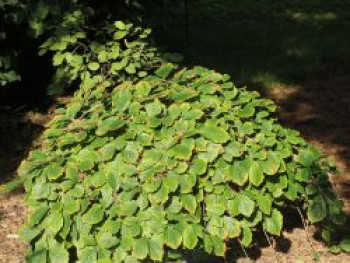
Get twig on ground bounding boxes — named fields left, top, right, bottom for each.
left=263, top=228, right=280, bottom=263
left=297, top=206, right=321, bottom=259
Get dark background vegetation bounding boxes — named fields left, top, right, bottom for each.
left=151, top=0, right=350, bottom=180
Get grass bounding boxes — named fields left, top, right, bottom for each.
left=152, top=0, right=350, bottom=91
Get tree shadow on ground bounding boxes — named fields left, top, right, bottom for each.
left=0, top=45, right=52, bottom=185
left=149, top=1, right=350, bottom=260
left=153, top=0, right=350, bottom=206
left=0, top=107, right=46, bottom=185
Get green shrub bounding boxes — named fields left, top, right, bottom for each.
left=39, top=9, right=172, bottom=95
left=18, top=62, right=348, bottom=262
left=0, top=0, right=164, bottom=88
left=0, top=55, right=21, bottom=86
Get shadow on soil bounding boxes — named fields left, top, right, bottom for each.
left=0, top=107, right=45, bottom=184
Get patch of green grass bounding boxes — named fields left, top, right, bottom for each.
left=153, top=0, right=350, bottom=90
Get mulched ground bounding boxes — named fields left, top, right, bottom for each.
left=0, top=193, right=27, bottom=263
left=1, top=73, right=350, bottom=262
left=269, top=72, right=350, bottom=212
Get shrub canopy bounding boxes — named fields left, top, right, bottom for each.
left=19, top=63, right=347, bottom=262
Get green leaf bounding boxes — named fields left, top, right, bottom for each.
left=261, top=152, right=280, bottom=175
left=79, top=247, right=97, bottom=263
left=64, top=200, right=80, bottom=214
left=163, top=173, right=179, bottom=193
left=321, top=228, right=331, bottom=243
left=135, top=81, right=152, bottom=96
left=125, top=64, right=136, bottom=74
left=49, top=246, right=69, bottom=263
left=46, top=211, right=64, bottom=235
left=181, top=194, right=197, bottom=214
left=27, top=248, right=47, bottom=263
left=256, top=194, right=272, bottom=215
left=117, top=202, right=138, bottom=216
left=238, top=194, right=255, bottom=217
left=114, top=31, right=127, bottom=40
left=198, top=83, right=217, bottom=94
left=164, top=227, right=182, bottom=249
left=211, top=235, right=225, bottom=256
left=155, top=63, right=175, bottom=78
left=44, top=163, right=64, bottom=181
left=297, top=146, right=322, bottom=167
left=230, top=159, right=250, bottom=186
left=329, top=200, right=346, bottom=225
left=296, top=168, right=312, bottom=182
left=228, top=198, right=239, bottom=216
left=98, top=50, right=109, bottom=63
left=199, top=123, right=230, bottom=144
left=88, top=62, right=100, bottom=71
left=263, top=209, right=283, bottom=235
left=96, top=118, right=125, bottom=136
left=223, top=217, right=241, bottom=238
left=138, top=71, right=148, bottom=78
left=19, top=227, right=42, bottom=242
left=190, top=159, right=207, bottom=175
left=82, top=205, right=104, bottom=225
left=110, top=47, right=120, bottom=59
left=238, top=104, right=255, bottom=118
left=33, top=182, right=50, bottom=200
left=113, top=248, right=127, bottom=263
left=330, top=245, right=341, bottom=254
left=103, top=219, right=121, bottom=235
left=133, top=238, right=148, bottom=260
left=114, top=88, right=132, bottom=112
left=241, top=224, right=252, bottom=247
left=203, top=234, right=213, bottom=254
left=53, top=53, right=64, bottom=66
left=249, top=161, right=264, bottom=186
left=340, top=239, right=350, bottom=253
left=148, top=238, right=164, bottom=261
left=69, top=185, right=84, bottom=198
left=112, top=58, right=128, bottom=72
left=307, top=195, right=327, bottom=223
left=145, top=101, right=163, bottom=117
left=99, top=143, right=117, bottom=162
left=78, top=158, right=94, bottom=171
left=183, top=225, right=198, bottom=249
left=115, top=21, right=126, bottom=30
left=169, top=139, right=194, bottom=160
left=29, top=206, right=49, bottom=226
left=97, top=232, right=119, bottom=249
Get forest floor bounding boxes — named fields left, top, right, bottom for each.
left=1, top=0, right=350, bottom=262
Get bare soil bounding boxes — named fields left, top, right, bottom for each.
left=0, top=193, right=27, bottom=263
left=268, top=72, right=350, bottom=213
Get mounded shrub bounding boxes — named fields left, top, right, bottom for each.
left=18, top=62, right=349, bottom=262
